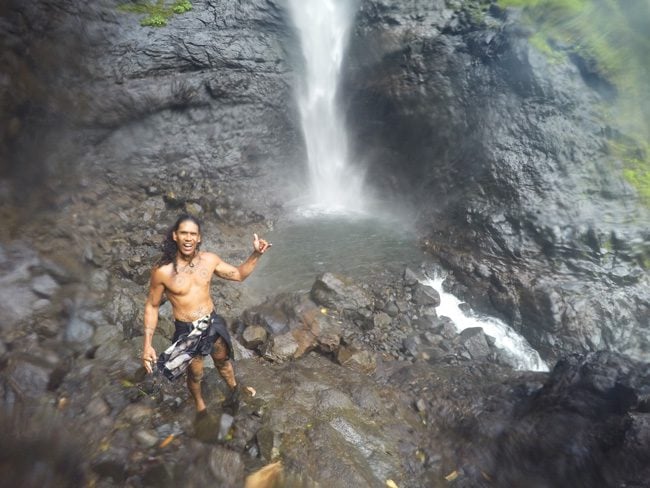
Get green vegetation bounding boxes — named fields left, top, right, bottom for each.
left=609, top=138, right=650, bottom=206
left=497, top=0, right=650, bottom=206
left=118, top=0, right=192, bottom=27
left=528, top=32, right=565, bottom=63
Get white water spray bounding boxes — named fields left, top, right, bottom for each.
left=288, top=0, right=364, bottom=213
left=424, top=275, right=549, bottom=372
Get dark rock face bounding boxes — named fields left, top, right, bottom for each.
left=343, top=0, right=650, bottom=361
left=490, top=352, right=650, bottom=487
left=1, top=0, right=304, bottom=231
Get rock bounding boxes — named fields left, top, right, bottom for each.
left=403, top=335, right=421, bottom=357
left=432, top=317, right=458, bottom=339
left=185, top=202, right=203, bottom=217
left=373, top=312, right=392, bottom=329
left=412, top=282, right=441, bottom=308
left=383, top=301, right=399, bottom=317
left=217, top=413, right=235, bottom=441
left=209, top=446, right=245, bottom=486
left=415, top=398, right=427, bottom=413
left=64, top=317, right=94, bottom=344
left=34, top=318, right=62, bottom=338
left=31, top=274, right=60, bottom=298
left=256, top=427, right=282, bottom=462
left=89, top=269, right=110, bottom=292
left=308, top=310, right=342, bottom=353
left=134, top=429, right=158, bottom=448
left=92, top=325, right=121, bottom=347
left=108, top=292, right=140, bottom=337
left=345, top=0, right=650, bottom=363
left=91, top=455, right=128, bottom=484
left=310, top=273, right=373, bottom=313
left=85, top=396, right=111, bottom=418
left=120, top=404, right=153, bottom=423
left=316, top=388, right=355, bottom=411
left=458, top=327, right=491, bottom=360
left=491, top=352, right=650, bottom=487
left=0, top=285, right=39, bottom=324
left=242, top=325, right=267, bottom=349
left=141, top=461, right=174, bottom=487
left=404, top=267, right=424, bottom=286
left=396, top=300, right=410, bottom=313
left=4, top=354, right=54, bottom=399
left=262, top=332, right=299, bottom=362
left=243, top=293, right=342, bottom=358
left=623, top=413, right=650, bottom=456
left=336, top=346, right=377, bottom=374
left=94, top=339, right=130, bottom=362
left=242, top=295, right=291, bottom=335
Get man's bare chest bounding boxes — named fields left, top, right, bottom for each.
left=165, top=265, right=212, bottom=296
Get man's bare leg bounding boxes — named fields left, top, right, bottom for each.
left=187, top=357, right=206, bottom=413
left=211, top=337, right=237, bottom=390
left=211, top=337, right=240, bottom=413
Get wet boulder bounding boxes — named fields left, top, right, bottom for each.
left=336, top=345, right=377, bottom=374
left=457, top=327, right=492, bottom=360
left=241, top=325, right=267, bottom=349
left=491, top=351, right=650, bottom=487
left=412, top=281, right=441, bottom=308
left=2, top=352, right=57, bottom=400
left=242, top=292, right=343, bottom=361
left=310, top=273, right=374, bottom=325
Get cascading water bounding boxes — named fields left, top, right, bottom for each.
left=288, top=0, right=364, bottom=213
left=424, top=275, right=549, bottom=372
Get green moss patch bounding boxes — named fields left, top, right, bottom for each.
left=497, top=0, right=650, bottom=206
left=609, top=138, right=650, bottom=206
left=118, top=0, right=192, bottom=27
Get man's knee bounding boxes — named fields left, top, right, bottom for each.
left=212, top=337, right=230, bottom=363
left=212, top=355, right=229, bottom=367
left=187, top=360, right=204, bottom=383
left=188, top=369, right=204, bottom=383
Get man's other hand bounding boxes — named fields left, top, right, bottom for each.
left=143, top=345, right=157, bottom=374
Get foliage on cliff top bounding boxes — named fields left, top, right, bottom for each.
left=118, top=0, right=192, bottom=27
left=498, top=0, right=650, bottom=206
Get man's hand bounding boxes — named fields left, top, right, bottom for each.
left=142, top=345, right=157, bottom=374
left=253, top=233, right=272, bottom=254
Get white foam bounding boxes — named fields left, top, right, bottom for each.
left=423, top=275, right=549, bottom=372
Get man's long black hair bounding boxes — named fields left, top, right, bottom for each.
left=156, top=214, right=202, bottom=273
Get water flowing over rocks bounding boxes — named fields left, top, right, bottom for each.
left=1, top=0, right=649, bottom=486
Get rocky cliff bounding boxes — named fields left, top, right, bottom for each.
left=343, top=0, right=649, bottom=360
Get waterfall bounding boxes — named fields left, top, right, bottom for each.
left=288, top=0, right=364, bottom=213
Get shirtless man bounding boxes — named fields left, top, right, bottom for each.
left=141, top=214, right=270, bottom=414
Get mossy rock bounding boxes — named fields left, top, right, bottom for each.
left=498, top=0, right=650, bottom=207
left=118, top=0, right=192, bottom=28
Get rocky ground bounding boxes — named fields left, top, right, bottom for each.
left=1, top=228, right=649, bottom=486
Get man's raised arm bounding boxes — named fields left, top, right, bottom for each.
left=214, top=233, right=271, bottom=282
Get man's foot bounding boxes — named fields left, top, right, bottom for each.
left=222, top=384, right=241, bottom=415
